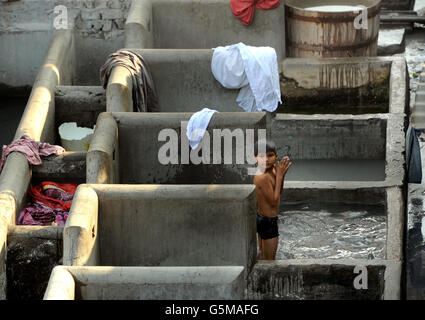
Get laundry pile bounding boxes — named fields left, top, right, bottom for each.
left=17, top=182, right=78, bottom=226
left=0, top=135, right=65, bottom=173
left=100, top=49, right=159, bottom=113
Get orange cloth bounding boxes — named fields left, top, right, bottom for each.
left=230, top=0, right=281, bottom=26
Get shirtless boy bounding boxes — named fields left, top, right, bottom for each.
left=254, top=140, right=291, bottom=260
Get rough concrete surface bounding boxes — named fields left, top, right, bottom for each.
left=248, top=259, right=401, bottom=300
left=64, top=184, right=257, bottom=278
left=45, top=266, right=246, bottom=300
left=6, top=226, right=63, bottom=300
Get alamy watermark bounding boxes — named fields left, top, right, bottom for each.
left=158, top=121, right=268, bottom=175
left=353, top=5, right=368, bottom=30
left=353, top=265, right=368, bottom=290
left=53, top=5, right=68, bottom=30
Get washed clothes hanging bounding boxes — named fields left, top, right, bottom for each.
left=186, top=108, right=219, bottom=150
left=100, top=50, right=159, bottom=112
left=211, top=43, right=281, bottom=112
left=0, top=135, right=65, bottom=173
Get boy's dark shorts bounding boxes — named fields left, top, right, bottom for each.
left=256, top=213, right=279, bottom=240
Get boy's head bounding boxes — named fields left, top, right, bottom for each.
left=254, top=139, right=278, bottom=170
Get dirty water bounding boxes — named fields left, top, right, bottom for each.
left=276, top=203, right=387, bottom=259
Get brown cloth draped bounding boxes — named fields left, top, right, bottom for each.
left=100, top=49, right=159, bottom=112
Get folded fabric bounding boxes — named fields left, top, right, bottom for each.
left=0, top=135, right=65, bottom=172
left=18, top=202, right=57, bottom=226
left=231, top=0, right=281, bottom=26
left=100, top=49, right=159, bottom=112
left=186, top=108, right=219, bottom=149
left=18, top=182, right=78, bottom=226
left=211, top=43, right=281, bottom=112
left=30, top=182, right=78, bottom=211
left=406, top=124, right=422, bottom=183
left=18, top=203, right=69, bottom=226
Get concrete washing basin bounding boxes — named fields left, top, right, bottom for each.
left=44, top=266, right=245, bottom=300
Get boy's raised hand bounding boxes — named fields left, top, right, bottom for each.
left=276, top=156, right=291, bottom=177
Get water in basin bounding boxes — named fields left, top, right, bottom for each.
left=276, top=202, right=386, bottom=259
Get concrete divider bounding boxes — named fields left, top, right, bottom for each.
left=0, top=29, right=74, bottom=299
left=63, top=184, right=257, bottom=276
left=86, top=113, right=119, bottom=184
left=125, top=0, right=153, bottom=48
left=44, top=265, right=245, bottom=300
left=271, top=113, right=405, bottom=186
left=87, top=112, right=267, bottom=184
left=63, top=185, right=99, bottom=267
left=124, top=0, right=285, bottom=61
left=116, top=51, right=406, bottom=115
left=280, top=56, right=407, bottom=114
left=248, top=259, right=401, bottom=300
left=6, top=225, right=63, bottom=300
left=130, top=49, right=240, bottom=112
left=55, top=86, right=106, bottom=129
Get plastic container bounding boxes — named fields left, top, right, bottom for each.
left=58, top=122, right=94, bottom=152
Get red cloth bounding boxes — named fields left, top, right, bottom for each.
left=17, top=182, right=78, bottom=226
left=29, top=181, right=78, bottom=211
left=230, top=0, right=281, bottom=26
left=0, top=135, right=65, bottom=172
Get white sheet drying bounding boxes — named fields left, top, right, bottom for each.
left=211, top=42, right=281, bottom=112
left=186, top=108, right=218, bottom=150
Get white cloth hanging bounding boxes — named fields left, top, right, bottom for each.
left=211, top=42, right=281, bottom=112
left=186, top=108, right=219, bottom=149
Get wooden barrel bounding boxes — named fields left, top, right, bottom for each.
left=285, top=0, right=381, bottom=58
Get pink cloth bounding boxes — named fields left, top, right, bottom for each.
left=17, top=202, right=69, bottom=226
left=0, top=135, right=65, bottom=172
left=230, top=0, right=281, bottom=26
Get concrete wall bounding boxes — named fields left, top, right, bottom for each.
left=63, top=184, right=257, bottom=275
left=271, top=115, right=387, bottom=160
left=280, top=57, right=407, bottom=114
left=132, top=49, right=240, bottom=112
left=44, top=266, right=246, bottom=300
left=87, top=112, right=267, bottom=184
left=85, top=111, right=404, bottom=186
left=271, top=113, right=405, bottom=184
left=72, top=32, right=125, bottom=85
left=0, top=30, right=53, bottom=90
left=0, top=28, right=75, bottom=299
left=248, top=259, right=401, bottom=300
left=0, top=0, right=130, bottom=89
left=6, top=225, right=63, bottom=300
left=55, top=86, right=105, bottom=131
left=126, top=0, right=285, bottom=62
left=123, top=52, right=406, bottom=115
